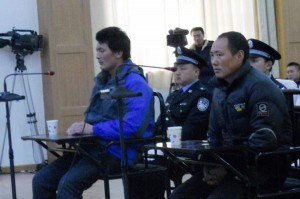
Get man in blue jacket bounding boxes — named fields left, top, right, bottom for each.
left=32, top=27, right=154, bottom=199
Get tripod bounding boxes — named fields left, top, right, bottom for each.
left=0, top=90, right=25, bottom=199
left=0, top=53, right=46, bottom=198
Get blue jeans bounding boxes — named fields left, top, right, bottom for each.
left=32, top=145, right=121, bottom=199
left=169, top=172, right=246, bottom=199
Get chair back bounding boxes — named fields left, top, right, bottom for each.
left=153, top=91, right=167, bottom=138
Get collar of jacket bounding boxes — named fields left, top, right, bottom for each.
left=190, top=40, right=211, bottom=51
left=211, top=60, right=252, bottom=90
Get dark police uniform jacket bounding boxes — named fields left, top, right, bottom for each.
left=208, top=61, right=292, bottom=190
left=190, top=40, right=215, bottom=85
left=165, top=80, right=212, bottom=140
left=270, top=74, right=286, bottom=89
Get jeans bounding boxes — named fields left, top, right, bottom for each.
left=169, top=172, right=246, bottom=199
left=32, top=144, right=121, bottom=199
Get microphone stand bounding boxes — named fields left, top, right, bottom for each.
left=0, top=80, right=25, bottom=199
left=110, top=70, right=141, bottom=199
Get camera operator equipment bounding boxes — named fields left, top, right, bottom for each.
left=166, top=28, right=189, bottom=93
left=167, top=27, right=189, bottom=48
left=0, top=28, right=46, bottom=198
left=0, top=28, right=43, bottom=71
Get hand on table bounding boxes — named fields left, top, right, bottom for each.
left=66, top=121, right=93, bottom=135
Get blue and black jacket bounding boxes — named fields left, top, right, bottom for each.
left=85, top=59, right=154, bottom=166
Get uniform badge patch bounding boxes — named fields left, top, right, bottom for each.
left=234, top=103, right=246, bottom=112
left=257, top=102, right=269, bottom=117
left=197, top=97, right=209, bottom=111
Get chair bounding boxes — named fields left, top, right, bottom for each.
left=282, top=89, right=300, bottom=147
left=93, top=91, right=170, bottom=199
left=253, top=146, right=300, bottom=199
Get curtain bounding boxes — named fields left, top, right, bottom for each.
left=94, top=0, right=256, bottom=69
left=256, top=0, right=280, bottom=77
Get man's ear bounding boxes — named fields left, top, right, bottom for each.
left=236, top=50, right=245, bottom=62
left=114, top=51, right=123, bottom=58
left=266, top=60, right=273, bottom=71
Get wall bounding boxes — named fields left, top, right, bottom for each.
left=0, top=0, right=46, bottom=168
left=276, top=0, right=300, bottom=77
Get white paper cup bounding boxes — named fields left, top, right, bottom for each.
left=46, top=120, right=58, bottom=135
left=168, top=126, right=182, bottom=146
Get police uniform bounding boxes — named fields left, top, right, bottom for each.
left=248, top=38, right=286, bottom=89
left=190, top=40, right=215, bottom=85
left=166, top=46, right=212, bottom=141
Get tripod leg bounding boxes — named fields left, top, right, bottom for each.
left=0, top=71, right=46, bottom=170
left=20, top=73, right=46, bottom=164
left=5, top=101, right=17, bottom=199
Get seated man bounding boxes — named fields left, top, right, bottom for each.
left=32, top=26, right=155, bottom=199
left=160, top=46, right=212, bottom=187
left=248, top=38, right=286, bottom=89
left=165, top=46, right=212, bottom=141
left=170, top=31, right=292, bottom=199
left=287, top=62, right=300, bottom=87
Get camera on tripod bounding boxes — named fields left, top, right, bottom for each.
left=0, top=28, right=44, bottom=71
left=167, top=27, right=189, bottom=47
left=0, top=28, right=43, bottom=56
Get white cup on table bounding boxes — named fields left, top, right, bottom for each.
left=168, top=126, right=182, bottom=146
left=46, top=120, right=58, bottom=136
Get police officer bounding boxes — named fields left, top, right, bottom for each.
left=248, top=38, right=286, bottom=89
left=166, top=46, right=212, bottom=141
left=164, top=46, right=212, bottom=187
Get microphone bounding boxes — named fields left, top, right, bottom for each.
left=44, top=71, right=55, bottom=76
left=4, top=70, right=55, bottom=92
left=135, top=64, right=177, bottom=72
left=163, top=67, right=177, bottom=72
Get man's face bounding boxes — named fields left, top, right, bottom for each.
left=249, top=57, right=272, bottom=75
left=210, top=37, right=244, bottom=81
left=96, top=43, right=122, bottom=73
left=191, top=30, right=204, bottom=46
left=287, top=65, right=300, bottom=82
left=174, top=63, right=200, bottom=86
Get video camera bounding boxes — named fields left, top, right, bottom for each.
left=167, top=27, right=189, bottom=47
left=0, top=28, right=43, bottom=56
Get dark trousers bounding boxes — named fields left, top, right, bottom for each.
left=32, top=146, right=121, bottom=199
left=169, top=172, right=246, bottom=199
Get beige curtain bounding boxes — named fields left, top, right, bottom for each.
left=91, top=0, right=257, bottom=85
left=256, top=0, right=280, bottom=77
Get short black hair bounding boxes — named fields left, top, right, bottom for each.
left=287, top=62, right=300, bottom=71
left=96, top=26, right=131, bottom=60
left=218, top=31, right=249, bottom=64
left=190, top=27, right=204, bottom=35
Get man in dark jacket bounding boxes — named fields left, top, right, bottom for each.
left=170, top=31, right=292, bottom=199
left=190, top=27, right=215, bottom=85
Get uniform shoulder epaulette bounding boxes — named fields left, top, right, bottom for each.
left=199, top=84, right=207, bottom=91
